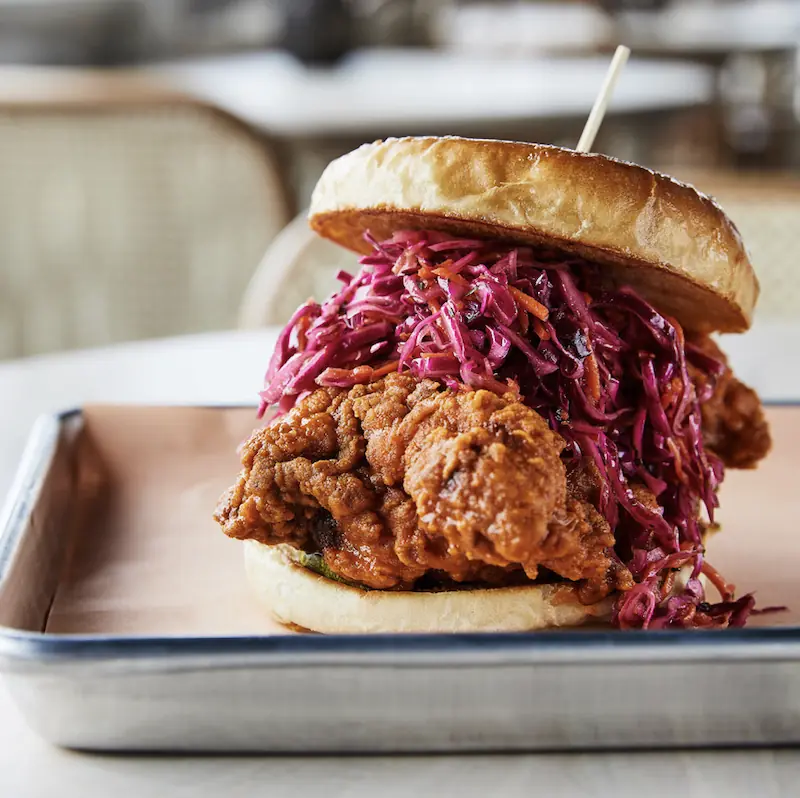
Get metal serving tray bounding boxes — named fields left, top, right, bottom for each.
left=0, top=408, right=799, bottom=753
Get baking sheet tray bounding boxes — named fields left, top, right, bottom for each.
left=0, top=404, right=798, bottom=752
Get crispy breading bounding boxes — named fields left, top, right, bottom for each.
left=216, top=373, right=616, bottom=593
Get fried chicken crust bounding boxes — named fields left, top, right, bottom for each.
left=689, top=335, right=771, bottom=469
left=215, top=373, right=616, bottom=592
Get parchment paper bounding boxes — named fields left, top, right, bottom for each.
left=44, top=405, right=800, bottom=635
left=46, top=406, right=286, bottom=635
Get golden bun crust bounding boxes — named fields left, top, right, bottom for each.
left=309, top=137, right=759, bottom=333
left=244, top=541, right=612, bottom=634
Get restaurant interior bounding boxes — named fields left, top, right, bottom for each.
left=1, top=2, right=800, bottom=795
left=1, top=0, right=798, bottom=358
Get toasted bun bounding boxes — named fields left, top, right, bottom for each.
left=244, top=541, right=613, bottom=634
left=309, top=136, right=758, bottom=333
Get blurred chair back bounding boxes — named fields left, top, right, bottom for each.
left=0, top=69, right=291, bottom=359
left=238, top=211, right=358, bottom=328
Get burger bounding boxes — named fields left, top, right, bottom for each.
left=215, top=137, right=771, bottom=633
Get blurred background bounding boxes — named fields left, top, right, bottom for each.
left=1, top=0, right=799, bottom=359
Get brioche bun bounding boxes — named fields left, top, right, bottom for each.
left=309, top=136, right=758, bottom=333
left=244, top=540, right=614, bottom=634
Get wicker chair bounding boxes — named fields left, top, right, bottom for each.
left=0, top=68, right=292, bottom=359
left=238, top=210, right=358, bottom=328
left=240, top=171, right=800, bottom=329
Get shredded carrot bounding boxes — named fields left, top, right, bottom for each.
left=518, top=308, right=529, bottom=335
left=418, top=265, right=434, bottom=282
left=428, top=297, right=441, bottom=313
left=660, top=375, right=682, bottom=411
left=666, top=438, right=687, bottom=483
left=583, top=292, right=593, bottom=305
left=660, top=570, right=677, bottom=600
left=432, top=267, right=470, bottom=287
left=370, top=360, right=400, bottom=378
left=532, top=318, right=550, bottom=341
left=421, top=352, right=451, bottom=359
left=342, top=360, right=401, bottom=384
left=585, top=350, right=601, bottom=404
left=663, top=313, right=685, bottom=349
left=322, top=367, right=356, bottom=382
left=509, top=286, right=549, bottom=321
left=296, top=314, right=311, bottom=349
left=701, top=560, right=735, bottom=601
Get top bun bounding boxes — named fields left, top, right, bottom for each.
left=309, top=136, right=759, bottom=333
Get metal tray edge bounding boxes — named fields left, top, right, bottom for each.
left=2, top=406, right=800, bottom=672
left=0, top=412, right=64, bottom=577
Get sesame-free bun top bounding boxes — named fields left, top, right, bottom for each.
left=309, top=136, right=759, bottom=333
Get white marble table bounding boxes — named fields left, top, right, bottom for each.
left=146, top=49, right=716, bottom=138
left=1, top=325, right=799, bottom=795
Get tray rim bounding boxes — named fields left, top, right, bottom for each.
left=1, top=404, right=799, bottom=671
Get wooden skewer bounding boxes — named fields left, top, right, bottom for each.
left=576, top=45, right=631, bottom=153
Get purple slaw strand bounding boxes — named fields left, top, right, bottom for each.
left=258, top=229, right=752, bottom=629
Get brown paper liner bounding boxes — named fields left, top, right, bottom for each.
left=43, top=405, right=798, bottom=635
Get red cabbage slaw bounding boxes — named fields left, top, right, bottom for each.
left=259, top=229, right=753, bottom=629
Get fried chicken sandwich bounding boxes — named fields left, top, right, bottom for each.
left=215, top=137, right=771, bottom=633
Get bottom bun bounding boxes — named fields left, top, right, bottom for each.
left=243, top=540, right=614, bottom=633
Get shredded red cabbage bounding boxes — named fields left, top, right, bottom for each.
left=259, top=229, right=753, bottom=629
